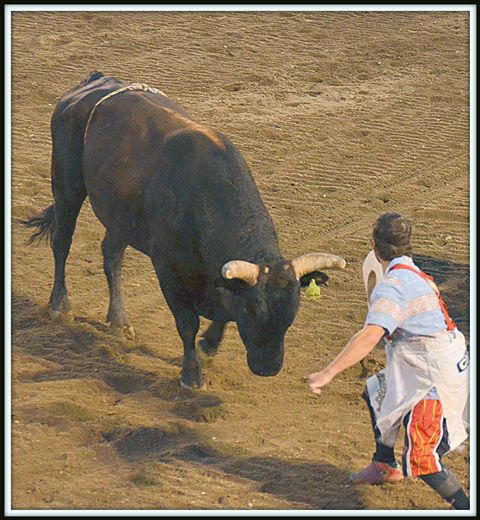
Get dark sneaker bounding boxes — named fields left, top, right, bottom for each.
left=349, top=461, right=403, bottom=485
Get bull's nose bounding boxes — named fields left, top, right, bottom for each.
left=256, top=368, right=281, bottom=377
left=247, top=359, right=282, bottom=377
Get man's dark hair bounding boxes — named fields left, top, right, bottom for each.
left=373, top=212, right=412, bottom=261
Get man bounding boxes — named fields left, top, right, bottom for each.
left=308, top=212, right=470, bottom=510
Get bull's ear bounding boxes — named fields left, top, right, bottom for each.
left=299, top=270, right=330, bottom=288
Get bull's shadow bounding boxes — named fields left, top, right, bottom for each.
left=413, top=255, right=470, bottom=342
left=107, top=424, right=365, bottom=510
left=11, top=293, right=224, bottom=419
left=12, top=293, right=365, bottom=509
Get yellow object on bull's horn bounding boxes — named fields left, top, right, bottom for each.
left=305, top=278, right=321, bottom=299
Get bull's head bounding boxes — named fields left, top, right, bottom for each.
left=221, top=253, right=346, bottom=376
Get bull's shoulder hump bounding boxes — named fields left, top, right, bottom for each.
left=163, top=110, right=227, bottom=151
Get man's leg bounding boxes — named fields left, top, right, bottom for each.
left=348, top=389, right=403, bottom=485
left=420, top=469, right=469, bottom=510
left=403, top=399, right=470, bottom=510
left=362, top=389, right=397, bottom=465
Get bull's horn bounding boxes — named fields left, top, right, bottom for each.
left=221, top=260, right=260, bottom=286
left=292, top=253, right=346, bottom=280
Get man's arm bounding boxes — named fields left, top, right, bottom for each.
left=308, top=324, right=386, bottom=395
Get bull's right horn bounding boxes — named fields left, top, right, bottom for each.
left=292, top=253, right=346, bottom=280
left=221, top=260, right=260, bottom=286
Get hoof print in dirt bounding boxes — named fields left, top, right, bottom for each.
left=130, top=470, right=158, bottom=488
left=177, top=444, right=216, bottom=462
left=105, top=372, right=155, bottom=395
left=112, top=424, right=192, bottom=459
left=174, top=395, right=225, bottom=423
left=96, top=343, right=118, bottom=360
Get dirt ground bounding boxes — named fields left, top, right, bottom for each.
left=10, top=10, right=471, bottom=512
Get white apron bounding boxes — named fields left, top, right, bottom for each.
left=361, top=250, right=470, bottom=452
left=365, top=330, right=469, bottom=451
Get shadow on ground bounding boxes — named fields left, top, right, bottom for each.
left=11, top=293, right=224, bottom=421
left=413, top=255, right=470, bottom=342
left=11, top=292, right=364, bottom=509
left=106, top=423, right=365, bottom=510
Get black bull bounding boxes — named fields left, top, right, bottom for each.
left=23, top=72, right=346, bottom=389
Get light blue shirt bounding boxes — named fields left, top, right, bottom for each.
left=365, top=256, right=448, bottom=337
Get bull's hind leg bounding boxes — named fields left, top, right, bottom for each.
left=48, top=118, right=87, bottom=320
left=102, top=231, right=135, bottom=339
left=49, top=196, right=85, bottom=319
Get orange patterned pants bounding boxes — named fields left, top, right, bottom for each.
left=402, top=399, right=450, bottom=477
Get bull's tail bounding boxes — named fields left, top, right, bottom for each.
left=20, top=204, right=56, bottom=245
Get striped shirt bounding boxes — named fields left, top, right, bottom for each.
left=365, top=256, right=448, bottom=337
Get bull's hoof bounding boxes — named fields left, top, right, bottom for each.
left=125, top=325, right=136, bottom=340
left=49, top=309, right=62, bottom=321
left=110, top=324, right=136, bottom=340
left=179, top=372, right=206, bottom=391
left=198, top=337, right=219, bottom=357
left=48, top=308, right=73, bottom=322
left=179, top=379, right=206, bottom=391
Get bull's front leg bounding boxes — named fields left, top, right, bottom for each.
left=198, top=320, right=226, bottom=357
left=152, top=262, right=204, bottom=389
left=165, top=297, right=203, bottom=389
left=175, top=309, right=203, bottom=390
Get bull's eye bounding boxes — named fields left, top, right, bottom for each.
left=244, top=306, right=254, bottom=317
left=244, top=301, right=259, bottom=317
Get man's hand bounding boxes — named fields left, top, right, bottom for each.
left=306, top=325, right=385, bottom=396
left=308, top=369, right=334, bottom=396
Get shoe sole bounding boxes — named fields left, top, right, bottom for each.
left=349, top=476, right=403, bottom=485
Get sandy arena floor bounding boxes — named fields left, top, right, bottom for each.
left=10, top=10, right=470, bottom=511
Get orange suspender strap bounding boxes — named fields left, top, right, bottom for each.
left=389, top=263, right=456, bottom=331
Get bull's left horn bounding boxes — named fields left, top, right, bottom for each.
left=222, top=260, right=260, bottom=286
left=292, top=253, right=346, bottom=280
